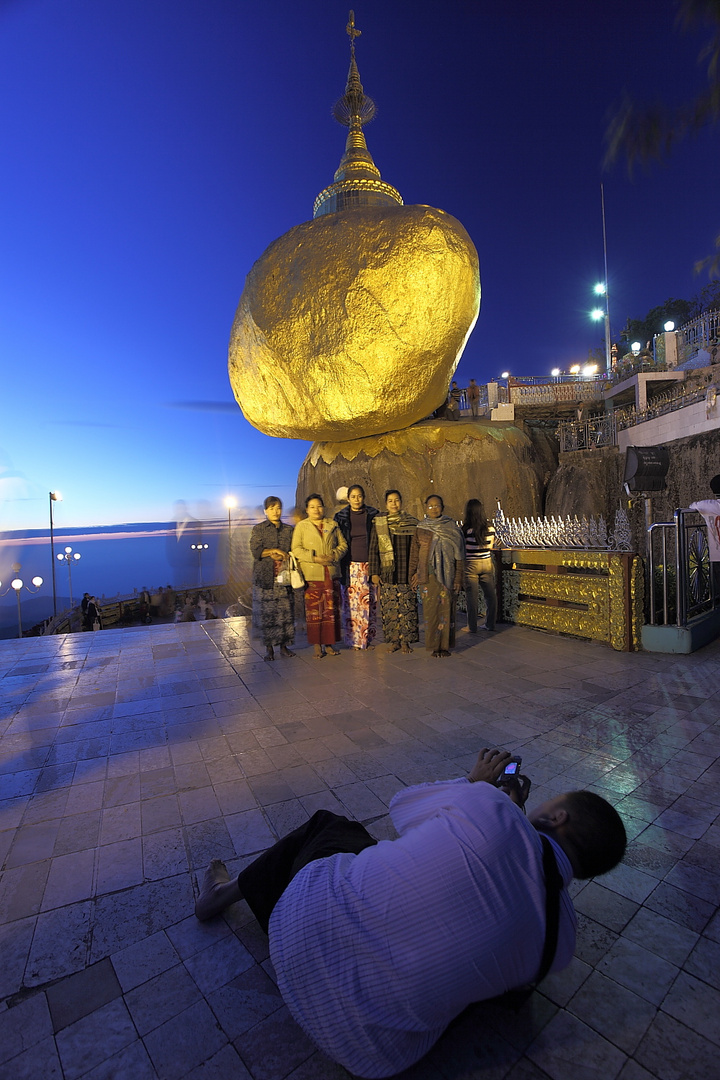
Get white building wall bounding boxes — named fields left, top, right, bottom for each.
left=617, top=398, right=720, bottom=452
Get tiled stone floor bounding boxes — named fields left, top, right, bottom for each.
left=1, top=617, right=719, bottom=1080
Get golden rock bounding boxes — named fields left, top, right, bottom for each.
left=228, top=204, right=480, bottom=442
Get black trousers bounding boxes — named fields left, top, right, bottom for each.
left=237, top=810, right=377, bottom=933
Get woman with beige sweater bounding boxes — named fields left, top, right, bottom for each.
left=292, top=493, right=348, bottom=659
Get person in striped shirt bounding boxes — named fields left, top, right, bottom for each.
left=194, top=749, right=626, bottom=1078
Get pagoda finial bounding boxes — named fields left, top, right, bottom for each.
left=346, top=10, right=361, bottom=48
left=333, top=10, right=376, bottom=130
left=313, top=11, right=403, bottom=218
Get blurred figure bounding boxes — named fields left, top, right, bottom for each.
left=467, top=378, right=480, bottom=418
left=87, top=596, right=101, bottom=631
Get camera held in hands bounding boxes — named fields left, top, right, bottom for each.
left=497, top=756, right=522, bottom=783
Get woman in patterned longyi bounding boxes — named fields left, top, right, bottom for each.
left=334, top=485, right=379, bottom=650
left=369, top=489, right=419, bottom=653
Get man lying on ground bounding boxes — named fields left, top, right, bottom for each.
left=195, top=747, right=626, bottom=1079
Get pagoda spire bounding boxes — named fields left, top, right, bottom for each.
left=313, top=11, right=402, bottom=218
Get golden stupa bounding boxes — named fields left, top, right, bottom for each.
left=228, top=12, right=480, bottom=442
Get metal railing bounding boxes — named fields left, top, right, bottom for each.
left=557, top=415, right=617, bottom=452
left=678, top=308, right=720, bottom=362
left=616, top=379, right=710, bottom=430
left=557, top=377, right=714, bottom=451
left=647, top=509, right=717, bottom=626
left=510, top=379, right=606, bottom=406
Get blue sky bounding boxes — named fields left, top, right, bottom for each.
left=1, top=0, right=718, bottom=532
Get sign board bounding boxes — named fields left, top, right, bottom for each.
left=623, top=445, right=670, bottom=492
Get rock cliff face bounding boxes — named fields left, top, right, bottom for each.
left=296, top=419, right=558, bottom=521
left=545, top=448, right=624, bottom=520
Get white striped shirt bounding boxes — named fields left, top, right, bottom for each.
left=268, top=779, right=576, bottom=1078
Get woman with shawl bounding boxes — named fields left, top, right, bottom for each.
left=369, top=489, right=419, bottom=653
left=409, top=495, right=465, bottom=657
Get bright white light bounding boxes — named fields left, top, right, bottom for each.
left=664, top=321, right=675, bottom=332
left=11, top=578, right=23, bottom=591
left=50, top=491, right=62, bottom=502
left=631, top=342, right=641, bottom=355
left=501, top=371, right=510, bottom=379
left=569, top=364, right=581, bottom=374
left=591, top=308, right=604, bottom=321
left=57, top=554, right=64, bottom=562
left=65, top=546, right=72, bottom=554
left=551, top=368, right=561, bottom=377
left=32, top=576, right=43, bottom=586
left=583, top=364, right=598, bottom=377
left=594, top=283, right=606, bottom=295
left=224, top=496, right=238, bottom=509
left=73, top=553, right=81, bottom=561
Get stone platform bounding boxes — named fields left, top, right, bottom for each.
left=1, top=618, right=719, bottom=1080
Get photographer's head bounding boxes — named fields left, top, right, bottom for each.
left=529, top=791, right=626, bottom=879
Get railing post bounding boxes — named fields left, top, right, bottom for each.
left=661, top=528, right=668, bottom=624
left=648, top=524, right=656, bottom=625
left=674, top=509, right=688, bottom=627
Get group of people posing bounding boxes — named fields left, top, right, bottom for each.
left=250, top=487, right=498, bottom=660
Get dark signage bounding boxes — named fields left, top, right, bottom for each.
left=623, top=446, right=670, bottom=492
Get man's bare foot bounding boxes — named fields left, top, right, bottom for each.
left=194, top=859, right=243, bottom=921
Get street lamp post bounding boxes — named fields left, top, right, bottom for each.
left=590, top=183, right=612, bottom=373
left=57, top=546, right=81, bottom=608
left=223, top=497, right=237, bottom=583
left=0, top=564, right=44, bottom=638
left=191, top=543, right=209, bottom=586
left=49, top=491, right=62, bottom=616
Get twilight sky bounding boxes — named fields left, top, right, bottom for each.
left=1, top=0, right=718, bottom=532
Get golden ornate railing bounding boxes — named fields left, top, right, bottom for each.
left=500, top=548, right=644, bottom=651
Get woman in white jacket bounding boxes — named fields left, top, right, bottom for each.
left=292, top=493, right=348, bottom=659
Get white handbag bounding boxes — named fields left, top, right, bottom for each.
left=289, top=552, right=305, bottom=589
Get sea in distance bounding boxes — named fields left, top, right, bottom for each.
left=0, top=518, right=254, bottom=639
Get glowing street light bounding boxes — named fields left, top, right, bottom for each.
left=569, top=364, right=581, bottom=375
left=583, top=364, right=598, bottom=377
left=57, top=546, right=81, bottom=608
left=631, top=342, right=642, bottom=356
left=0, top=563, right=43, bottom=637
left=49, top=490, right=62, bottom=616
left=551, top=368, right=561, bottom=378
left=591, top=307, right=605, bottom=322
left=664, top=321, right=675, bottom=332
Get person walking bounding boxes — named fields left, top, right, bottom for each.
left=467, top=378, right=480, bottom=418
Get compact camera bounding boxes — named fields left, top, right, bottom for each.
left=498, top=756, right=522, bottom=781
